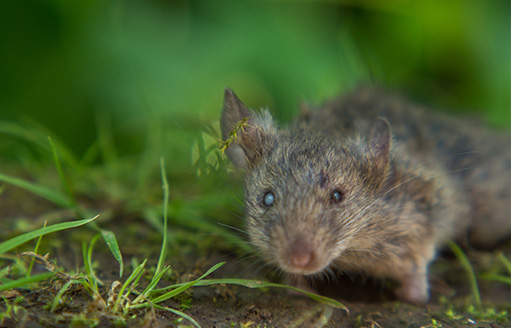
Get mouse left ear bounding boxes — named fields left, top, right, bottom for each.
left=220, top=88, right=276, bottom=169
left=364, top=117, right=392, bottom=190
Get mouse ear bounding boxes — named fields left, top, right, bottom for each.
left=220, top=88, right=276, bottom=169
left=364, top=117, right=392, bottom=190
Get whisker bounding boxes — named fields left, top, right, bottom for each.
left=217, top=222, right=249, bottom=235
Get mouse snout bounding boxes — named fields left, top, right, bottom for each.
left=285, top=239, right=319, bottom=273
left=289, top=240, right=314, bottom=268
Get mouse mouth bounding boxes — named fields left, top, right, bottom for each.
left=280, top=261, right=327, bottom=275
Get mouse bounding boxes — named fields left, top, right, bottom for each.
left=220, top=86, right=511, bottom=303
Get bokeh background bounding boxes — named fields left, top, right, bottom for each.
left=1, top=0, right=509, bottom=173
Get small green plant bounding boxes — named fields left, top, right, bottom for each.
left=0, top=296, right=26, bottom=322
left=448, top=241, right=481, bottom=306
left=479, top=252, right=511, bottom=286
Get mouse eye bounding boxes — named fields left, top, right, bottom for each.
left=330, top=190, right=344, bottom=204
left=263, top=191, right=275, bottom=207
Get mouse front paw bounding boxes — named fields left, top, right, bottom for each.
left=395, top=274, right=429, bottom=304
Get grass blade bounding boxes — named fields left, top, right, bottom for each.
left=148, top=262, right=225, bottom=304
left=0, top=272, right=54, bottom=292
left=156, top=157, right=169, bottom=275
left=154, top=278, right=347, bottom=311
left=113, top=259, right=147, bottom=313
left=448, top=241, right=481, bottom=306
left=26, top=221, right=47, bottom=278
left=84, top=234, right=103, bottom=289
left=479, top=274, right=511, bottom=285
left=50, top=279, right=80, bottom=312
left=99, top=229, right=124, bottom=277
left=498, top=253, right=511, bottom=275
left=48, top=136, right=80, bottom=217
left=0, top=215, right=99, bottom=255
left=139, top=266, right=171, bottom=299
left=153, top=304, right=201, bottom=328
left=137, top=158, right=171, bottom=302
left=0, top=172, right=71, bottom=208
left=0, top=121, right=76, bottom=166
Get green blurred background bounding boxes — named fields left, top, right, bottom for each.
left=1, top=0, right=509, bottom=168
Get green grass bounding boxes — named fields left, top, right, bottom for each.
left=0, top=132, right=346, bottom=327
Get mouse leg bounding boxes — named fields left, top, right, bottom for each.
left=395, top=271, right=429, bottom=303
left=394, top=248, right=434, bottom=303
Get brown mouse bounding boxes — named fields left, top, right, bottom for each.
left=220, top=86, right=511, bottom=303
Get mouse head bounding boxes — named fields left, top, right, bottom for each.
left=221, top=88, right=392, bottom=276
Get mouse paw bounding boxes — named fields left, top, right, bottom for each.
left=395, top=275, right=429, bottom=304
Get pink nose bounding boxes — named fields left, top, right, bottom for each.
left=289, top=241, right=314, bottom=269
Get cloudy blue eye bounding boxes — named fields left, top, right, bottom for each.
left=263, top=191, right=275, bottom=207
left=330, top=190, right=344, bottom=203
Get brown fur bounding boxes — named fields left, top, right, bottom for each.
left=220, top=87, right=511, bottom=303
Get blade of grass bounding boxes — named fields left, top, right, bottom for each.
left=48, top=136, right=80, bottom=217
left=153, top=278, right=347, bottom=311
left=0, top=172, right=71, bottom=208
left=195, top=132, right=208, bottom=176
left=135, top=262, right=225, bottom=306
left=112, top=259, right=147, bottom=313
left=152, top=304, right=201, bottom=328
left=498, top=253, right=511, bottom=275
left=83, top=234, right=103, bottom=289
left=448, top=241, right=481, bottom=306
left=138, top=266, right=171, bottom=300
left=0, top=215, right=99, bottom=255
left=20, top=118, right=79, bottom=167
left=99, top=229, right=124, bottom=277
left=0, top=272, right=54, bottom=292
left=134, top=158, right=171, bottom=303
left=155, top=157, right=169, bottom=276
left=95, top=109, right=118, bottom=165
left=132, top=262, right=225, bottom=308
left=479, top=274, right=511, bottom=285
left=26, top=221, right=47, bottom=278
left=50, top=279, right=80, bottom=312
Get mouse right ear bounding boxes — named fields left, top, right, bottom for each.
left=220, top=88, right=276, bottom=169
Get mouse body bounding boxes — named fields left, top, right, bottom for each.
left=220, top=87, right=511, bottom=303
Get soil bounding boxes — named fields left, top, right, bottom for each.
left=0, top=188, right=510, bottom=328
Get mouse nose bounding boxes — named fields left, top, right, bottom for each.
left=288, top=240, right=315, bottom=269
